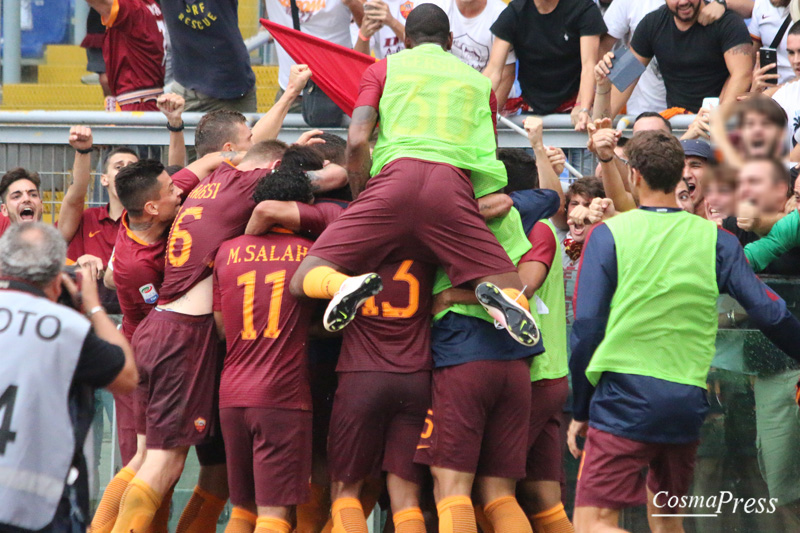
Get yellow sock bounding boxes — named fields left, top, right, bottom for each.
left=530, top=503, right=573, bottom=533
left=393, top=507, right=426, bottom=533
left=255, top=517, right=291, bottom=533
left=331, top=497, right=367, bottom=533
left=90, top=467, right=136, bottom=533
left=176, top=486, right=228, bottom=533
left=149, top=485, right=174, bottom=533
left=224, top=508, right=258, bottom=533
left=302, top=267, right=349, bottom=299
left=502, top=288, right=530, bottom=311
left=484, top=496, right=531, bottom=533
left=110, top=478, right=162, bottom=533
left=473, top=505, right=494, bottom=533
left=437, top=495, right=476, bottom=533
left=321, top=518, right=333, bottom=533
left=296, top=483, right=330, bottom=533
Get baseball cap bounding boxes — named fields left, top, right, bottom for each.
left=681, top=139, right=715, bottom=163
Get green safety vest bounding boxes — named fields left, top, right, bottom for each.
left=530, top=220, right=568, bottom=381
left=371, top=44, right=507, bottom=198
left=586, top=209, right=719, bottom=389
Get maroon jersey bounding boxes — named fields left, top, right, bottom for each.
left=213, top=231, right=315, bottom=410
left=159, top=162, right=269, bottom=304
left=296, top=202, right=435, bottom=373
left=103, top=0, right=165, bottom=97
left=111, top=213, right=167, bottom=341
left=0, top=214, right=10, bottom=239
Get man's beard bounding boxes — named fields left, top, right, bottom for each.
left=670, top=2, right=699, bottom=23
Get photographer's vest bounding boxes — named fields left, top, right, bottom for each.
left=0, top=284, right=90, bottom=530
left=586, top=209, right=719, bottom=389
left=371, top=43, right=508, bottom=198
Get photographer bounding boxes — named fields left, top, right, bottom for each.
left=0, top=222, right=136, bottom=533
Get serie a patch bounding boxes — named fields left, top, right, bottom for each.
left=139, top=283, right=159, bottom=304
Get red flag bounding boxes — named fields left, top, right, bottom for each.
left=260, top=18, right=377, bottom=117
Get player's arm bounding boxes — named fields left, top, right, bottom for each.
left=478, top=193, right=513, bottom=220
left=484, top=38, right=513, bottom=97
left=158, top=94, right=187, bottom=167
left=213, top=311, right=225, bottom=340
left=84, top=0, right=113, bottom=19
left=103, top=248, right=116, bottom=290
left=60, top=126, right=94, bottom=242
left=518, top=221, right=557, bottom=297
left=720, top=43, right=754, bottom=106
left=246, top=201, right=301, bottom=235
left=346, top=106, right=379, bottom=198
left=569, top=224, right=617, bottom=423
left=307, top=165, right=348, bottom=193
left=252, top=65, right=313, bottom=143
left=718, top=229, right=800, bottom=362
left=743, top=212, right=800, bottom=272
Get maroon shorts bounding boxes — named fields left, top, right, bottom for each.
left=133, top=309, right=221, bottom=450
left=220, top=407, right=312, bottom=507
left=308, top=158, right=515, bottom=287
left=575, top=427, right=699, bottom=510
left=415, top=359, right=531, bottom=479
left=526, top=377, right=569, bottom=482
left=114, top=392, right=137, bottom=464
left=328, top=371, right=431, bottom=485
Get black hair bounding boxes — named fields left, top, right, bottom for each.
left=115, top=159, right=166, bottom=216
left=627, top=131, right=684, bottom=193
left=315, top=133, right=347, bottom=165
left=633, top=111, right=672, bottom=132
left=280, top=145, right=325, bottom=172
left=497, top=148, right=539, bottom=192
left=405, top=4, right=450, bottom=46
left=252, top=167, right=315, bottom=205
left=103, top=146, right=139, bottom=174
left=789, top=20, right=800, bottom=37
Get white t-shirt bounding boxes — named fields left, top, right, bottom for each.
left=749, top=0, right=793, bottom=85
left=420, top=0, right=515, bottom=71
left=772, top=78, right=800, bottom=154
left=603, top=0, right=666, bottom=115
left=265, top=0, right=355, bottom=89
left=351, top=0, right=411, bottom=59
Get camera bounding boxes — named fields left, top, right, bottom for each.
left=58, top=264, right=83, bottom=310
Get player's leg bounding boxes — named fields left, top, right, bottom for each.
left=518, top=378, right=574, bottom=533
left=89, top=433, right=147, bottom=533
left=220, top=408, right=258, bottom=533
left=644, top=440, right=698, bottom=533
left=290, top=256, right=383, bottom=332
left=475, top=477, right=530, bottom=533
left=430, top=467, right=477, bottom=533
left=330, top=480, right=368, bottom=533
left=176, top=459, right=229, bottom=533
left=255, top=507, right=292, bottom=533
left=572, top=507, right=624, bottom=533
left=645, top=489, right=684, bottom=533
left=387, top=474, right=424, bottom=533
left=112, top=447, right=190, bottom=533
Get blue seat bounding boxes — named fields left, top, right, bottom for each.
left=19, top=0, right=71, bottom=58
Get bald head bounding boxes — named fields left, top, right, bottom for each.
left=405, top=4, right=451, bottom=49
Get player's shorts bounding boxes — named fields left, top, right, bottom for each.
left=114, top=392, right=137, bottom=465
left=575, top=427, right=699, bottom=510
left=328, top=371, right=431, bottom=485
left=309, top=158, right=515, bottom=287
left=415, top=359, right=531, bottom=479
left=133, top=308, right=221, bottom=450
left=526, top=377, right=569, bottom=482
left=220, top=407, right=312, bottom=507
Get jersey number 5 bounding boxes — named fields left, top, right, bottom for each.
left=237, top=270, right=285, bottom=340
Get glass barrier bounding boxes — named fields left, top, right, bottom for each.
left=89, top=277, right=800, bottom=532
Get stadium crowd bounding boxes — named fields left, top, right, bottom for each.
left=7, top=1, right=800, bottom=533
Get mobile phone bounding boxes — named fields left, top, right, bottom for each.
left=759, top=47, right=779, bottom=84
left=607, top=46, right=646, bottom=93
left=701, top=97, right=719, bottom=110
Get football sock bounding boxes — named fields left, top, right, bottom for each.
left=176, top=486, right=228, bottom=533
left=296, top=483, right=329, bottom=533
left=437, top=495, right=476, bottom=533
left=502, top=288, right=530, bottom=311
left=393, top=507, right=426, bottom=533
left=530, top=503, right=573, bottom=533
left=302, top=267, right=349, bottom=299
left=150, top=485, right=174, bottom=533
left=255, top=517, right=291, bottom=533
left=331, top=498, right=368, bottom=533
left=473, top=505, right=494, bottom=533
left=90, top=466, right=136, bottom=533
left=484, top=496, right=532, bottom=533
left=111, top=478, right=162, bottom=533
left=224, top=508, right=257, bottom=533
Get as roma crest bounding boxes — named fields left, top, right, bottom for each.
left=400, top=1, right=414, bottom=19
